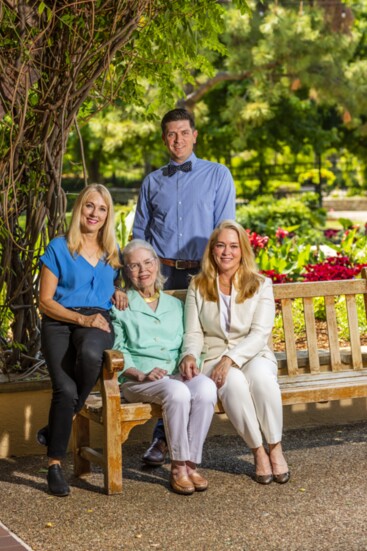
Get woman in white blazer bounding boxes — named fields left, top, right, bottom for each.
left=179, top=220, right=289, bottom=484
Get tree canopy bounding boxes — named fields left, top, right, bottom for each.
left=63, top=1, right=367, bottom=196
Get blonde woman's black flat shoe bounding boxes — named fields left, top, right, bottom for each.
left=273, top=472, right=290, bottom=484
left=47, top=465, right=70, bottom=497
left=254, top=473, right=273, bottom=485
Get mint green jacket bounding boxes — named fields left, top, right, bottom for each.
left=110, top=290, right=184, bottom=382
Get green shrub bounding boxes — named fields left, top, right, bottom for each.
left=236, top=195, right=326, bottom=236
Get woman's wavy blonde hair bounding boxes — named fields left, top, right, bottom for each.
left=122, top=239, right=166, bottom=291
left=194, top=220, right=262, bottom=303
left=67, top=184, right=120, bottom=269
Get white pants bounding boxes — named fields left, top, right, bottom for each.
left=203, top=356, right=282, bottom=449
left=122, top=374, right=217, bottom=463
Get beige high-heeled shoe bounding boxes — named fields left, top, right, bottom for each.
left=254, top=473, right=273, bottom=485
left=273, top=471, right=290, bottom=484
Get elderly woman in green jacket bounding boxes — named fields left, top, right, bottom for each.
left=111, top=239, right=217, bottom=495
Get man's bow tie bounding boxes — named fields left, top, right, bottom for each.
left=167, top=161, right=192, bottom=177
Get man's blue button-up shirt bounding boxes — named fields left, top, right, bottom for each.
left=132, top=153, right=236, bottom=261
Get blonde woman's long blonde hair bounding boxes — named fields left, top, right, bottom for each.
left=67, top=184, right=120, bottom=269
left=194, top=220, right=262, bottom=303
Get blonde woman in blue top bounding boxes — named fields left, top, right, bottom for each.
left=111, top=239, right=217, bottom=495
left=38, top=184, right=125, bottom=497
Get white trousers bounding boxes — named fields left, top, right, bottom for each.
left=122, top=374, right=217, bottom=464
left=203, top=356, right=282, bottom=449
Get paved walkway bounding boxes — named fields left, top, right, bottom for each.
left=0, top=421, right=366, bottom=551
left=327, top=209, right=367, bottom=223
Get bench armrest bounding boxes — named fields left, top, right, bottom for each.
left=103, top=349, right=124, bottom=375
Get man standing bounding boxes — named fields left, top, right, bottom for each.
left=133, top=108, right=236, bottom=464
left=133, top=108, right=236, bottom=290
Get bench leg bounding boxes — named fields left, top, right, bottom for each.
left=102, top=380, right=123, bottom=495
left=73, top=414, right=91, bottom=477
left=103, top=437, right=123, bottom=495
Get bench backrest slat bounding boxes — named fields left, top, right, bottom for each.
left=324, top=295, right=343, bottom=370
left=345, top=294, right=363, bottom=369
left=280, top=298, right=299, bottom=376
left=166, top=289, right=187, bottom=301
left=303, top=297, right=320, bottom=373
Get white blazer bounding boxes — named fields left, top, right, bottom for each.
left=180, top=275, right=277, bottom=369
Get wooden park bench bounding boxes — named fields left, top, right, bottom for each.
left=73, top=269, right=367, bottom=494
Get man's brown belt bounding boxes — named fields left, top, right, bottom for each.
left=158, top=257, right=201, bottom=270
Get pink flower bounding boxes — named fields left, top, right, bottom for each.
left=261, top=270, right=290, bottom=284
left=323, top=228, right=339, bottom=240
left=275, top=227, right=289, bottom=241
left=246, top=229, right=269, bottom=251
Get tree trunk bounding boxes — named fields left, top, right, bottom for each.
left=0, top=0, right=153, bottom=368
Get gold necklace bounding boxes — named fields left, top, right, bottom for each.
left=82, top=244, right=100, bottom=259
left=141, top=290, right=160, bottom=303
left=84, top=250, right=100, bottom=259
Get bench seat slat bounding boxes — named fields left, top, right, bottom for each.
left=275, top=347, right=367, bottom=370
left=279, top=369, right=367, bottom=386
left=281, top=382, right=367, bottom=405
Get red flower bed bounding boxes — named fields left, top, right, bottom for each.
left=261, top=270, right=290, bottom=284
left=302, top=255, right=367, bottom=282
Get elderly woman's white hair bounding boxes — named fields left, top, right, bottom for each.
left=122, top=239, right=166, bottom=290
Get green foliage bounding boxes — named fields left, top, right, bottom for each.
left=335, top=228, right=367, bottom=264
left=194, top=1, right=367, bottom=195
left=60, top=1, right=367, bottom=197
left=115, top=204, right=136, bottom=248
left=256, top=237, right=315, bottom=282
left=236, top=195, right=326, bottom=236
left=298, top=168, right=336, bottom=188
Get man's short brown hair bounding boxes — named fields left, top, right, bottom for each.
left=161, top=108, right=195, bottom=134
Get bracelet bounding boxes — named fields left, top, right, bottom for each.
left=114, top=285, right=124, bottom=292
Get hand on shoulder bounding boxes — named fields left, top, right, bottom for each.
left=112, top=289, right=128, bottom=310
